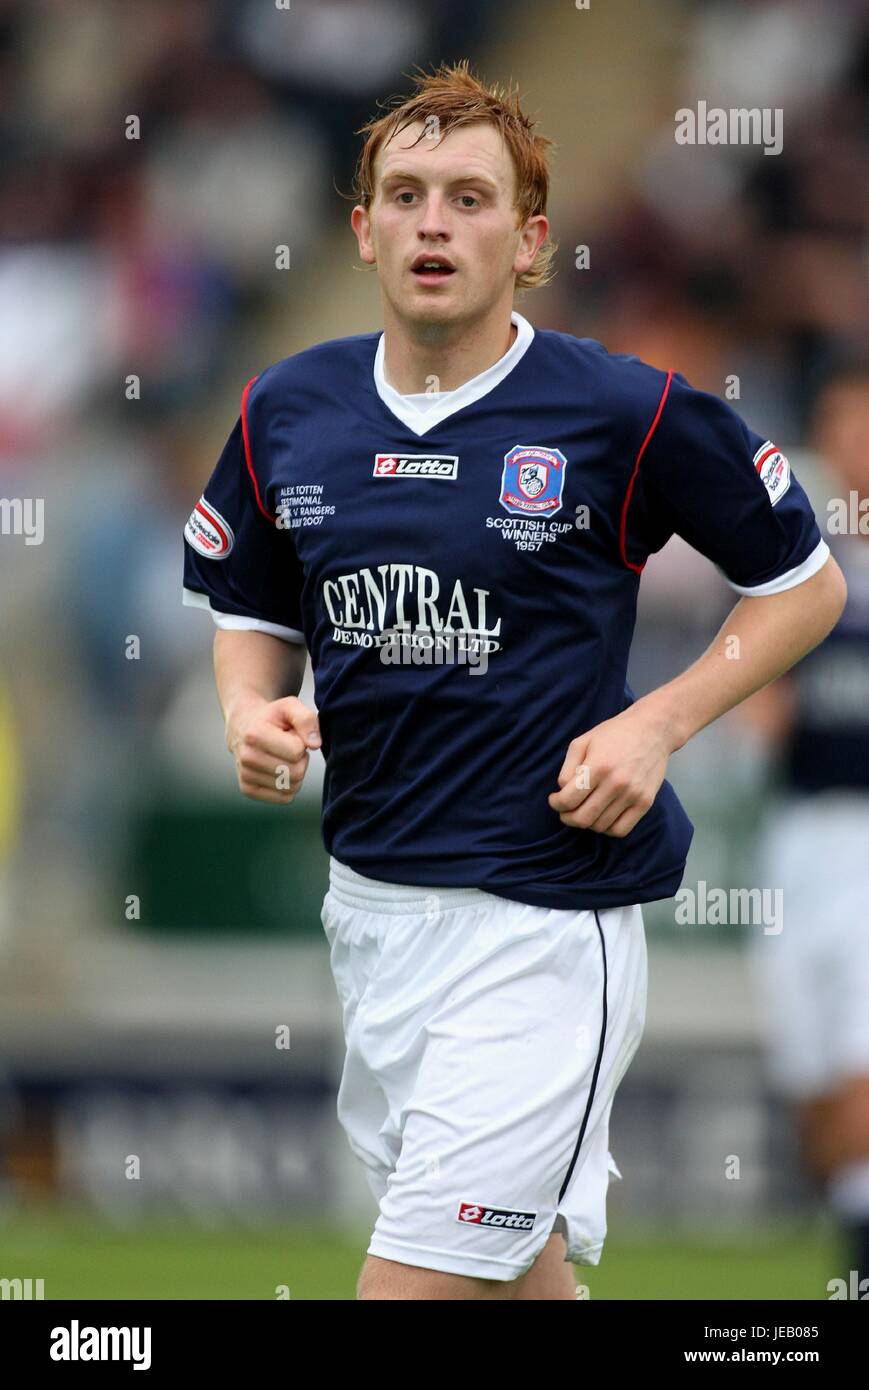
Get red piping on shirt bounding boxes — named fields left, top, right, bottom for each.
left=241, top=375, right=275, bottom=522
left=619, top=369, right=673, bottom=575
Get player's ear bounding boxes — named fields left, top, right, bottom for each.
left=351, top=204, right=377, bottom=265
left=514, top=213, right=548, bottom=277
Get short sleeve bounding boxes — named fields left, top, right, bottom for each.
left=182, top=410, right=305, bottom=645
left=622, top=370, right=830, bottom=594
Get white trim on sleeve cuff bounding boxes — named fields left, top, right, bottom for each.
left=721, top=537, right=831, bottom=597
left=182, top=587, right=306, bottom=645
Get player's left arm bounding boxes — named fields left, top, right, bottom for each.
left=549, top=372, right=846, bottom=838
left=549, top=557, right=845, bottom=836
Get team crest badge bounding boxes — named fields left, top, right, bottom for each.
left=499, top=445, right=567, bottom=517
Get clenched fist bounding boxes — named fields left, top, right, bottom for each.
left=547, top=703, right=675, bottom=838
left=225, top=694, right=321, bottom=805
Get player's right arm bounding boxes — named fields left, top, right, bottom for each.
left=215, top=630, right=320, bottom=805
left=182, top=377, right=317, bottom=806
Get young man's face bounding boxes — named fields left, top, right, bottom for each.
left=352, top=119, right=547, bottom=333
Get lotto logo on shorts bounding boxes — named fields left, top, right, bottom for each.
left=457, top=1202, right=537, bottom=1230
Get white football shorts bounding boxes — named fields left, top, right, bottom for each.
left=320, top=855, right=648, bottom=1282
left=747, top=790, right=869, bottom=1101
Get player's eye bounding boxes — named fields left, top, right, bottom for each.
left=395, top=190, right=417, bottom=204
left=457, top=194, right=479, bottom=207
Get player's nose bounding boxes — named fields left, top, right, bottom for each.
left=416, top=193, right=451, bottom=239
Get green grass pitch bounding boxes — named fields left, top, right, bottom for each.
left=0, top=1209, right=841, bottom=1300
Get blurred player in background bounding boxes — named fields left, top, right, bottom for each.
left=742, top=360, right=869, bottom=1290
left=0, top=678, right=18, bottom=944
left=182, top=63, right=847, bottom=1300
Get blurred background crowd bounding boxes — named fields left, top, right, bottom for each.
left=0, top=0, right=867, bottom=1298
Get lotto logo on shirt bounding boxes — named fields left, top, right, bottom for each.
left=373, top=454, right=459, bottom=479
left=457, top=1202, right=537, bottom=1230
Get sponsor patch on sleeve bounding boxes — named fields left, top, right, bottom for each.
left=753, top=441, right=791, bottom=507
left=184, top=496, right=234, bottom=558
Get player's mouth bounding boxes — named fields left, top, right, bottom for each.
left=410, top=254, right=456, bottom=284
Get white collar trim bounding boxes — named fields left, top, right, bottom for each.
left=373, top=310, right=535, bottom=437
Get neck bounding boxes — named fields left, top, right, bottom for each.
left=381, top=301, right=517, bottom=394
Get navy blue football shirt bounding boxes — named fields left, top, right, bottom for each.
left=183, top=311, right=830, bottom=909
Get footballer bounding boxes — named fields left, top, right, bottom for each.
left=183, top=62, right=847, bottom=1300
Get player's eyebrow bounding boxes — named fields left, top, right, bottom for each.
left=379, top=170, right=500, bottom=193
